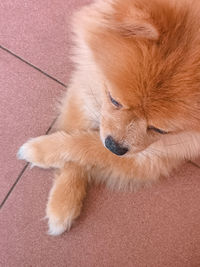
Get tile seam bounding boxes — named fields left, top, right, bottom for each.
left=0, top=118, right=57, bottom=209
left=0, top=45, right=67, bottom=89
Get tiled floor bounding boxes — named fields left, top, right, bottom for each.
left=1, top=1, right=200, bottom=267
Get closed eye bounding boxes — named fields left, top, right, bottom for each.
left=108, top=92, right=122, bottom=108
left=147, top=126, right=168, bottom=134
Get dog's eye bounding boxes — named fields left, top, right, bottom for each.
left=147, top=126, right=168, bottom=135
left=109, top=92, right=122, bottom=108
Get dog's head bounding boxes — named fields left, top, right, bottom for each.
left=77, top=0, right=200, bottom=156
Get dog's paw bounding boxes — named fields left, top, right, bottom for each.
left=18, top=133, right=68, bottom=168
left=18, top=138, right=45, bottom=168
left=46, top=210, right=76, bottom=236
left=18, top=136, right=61, bottom=169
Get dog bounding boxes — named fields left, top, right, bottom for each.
left=18, top=0, right=200, bottom=235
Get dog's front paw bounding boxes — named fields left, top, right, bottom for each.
left=46, top=210, right=76, bottom=236
left=18, top=135, right=63, bottom=169
left=18, top=137, right=45, bottom=168
left=46, top=201, right=81, bottom=236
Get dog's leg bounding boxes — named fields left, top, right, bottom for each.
left=17, top=130, right=155, bottom=180
left=18, top=129, right=200, bottom=182
left=46, top=162, right=88, bottom=235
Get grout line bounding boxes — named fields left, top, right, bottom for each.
left=45, top=117, right=57, bottom=134
left=0, top=45, right=67, bottom=88
left=189, top=160, right=200, bottom=169
left=0, top=118, right=58, bottom=209
left=0, top=163, right=30, bottom=209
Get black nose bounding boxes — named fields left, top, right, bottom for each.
left=105, top=136, right=128, bottom=156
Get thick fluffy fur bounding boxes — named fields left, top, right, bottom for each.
left=18, top=0, right=200, bottom=235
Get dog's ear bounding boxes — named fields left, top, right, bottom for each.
left=114, top=20, right=159, bottom=41
left=108, top=0, right=160, bottom=41
left=73, top=0, right=160, bottom=42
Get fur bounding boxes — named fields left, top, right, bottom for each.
left=18, top=0, right=200, bottom=235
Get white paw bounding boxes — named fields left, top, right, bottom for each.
left=18, top=139, right=33, bottom=160
left=17, top=138, right=49, bottom=168
left=47, top=212, right=75, bottom=236
left=18, top=135, right=64, bottom=169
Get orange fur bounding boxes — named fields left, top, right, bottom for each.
left=18, top=0, right=200, bottom=235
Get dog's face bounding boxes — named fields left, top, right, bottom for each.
left=80, top=0, right=200, bottom=156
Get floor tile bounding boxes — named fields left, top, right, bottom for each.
left=1, top=163, right=200, bottom=267
left=0, top=0, right=93, bottom=85
left=0, top=49, right=64, bottom=204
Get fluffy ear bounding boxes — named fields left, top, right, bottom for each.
left=115, top=20, right=159, bottom=40
left=73, top=0, right=159, bottom=42
left=108, top=0, right=160, bottom=41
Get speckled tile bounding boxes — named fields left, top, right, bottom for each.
left=0, top=0, right=93, bottom=85
left=0, top=49, right=64, bottom=203
left=1, top=163, right=200, bottom=267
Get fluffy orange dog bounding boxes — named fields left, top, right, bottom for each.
left=18, top=0, right=200, bottom=235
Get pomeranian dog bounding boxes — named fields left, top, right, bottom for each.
left=18, top=0, right=200, bottom=235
